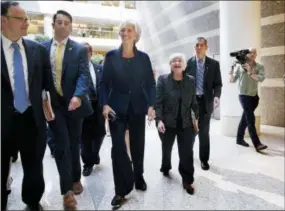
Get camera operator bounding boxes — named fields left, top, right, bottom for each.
left=229, top=48, right=268, bottom=152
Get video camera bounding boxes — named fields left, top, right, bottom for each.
left=229, top=49, right=250, bottom=64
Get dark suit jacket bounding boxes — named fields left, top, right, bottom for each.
left=88, top=62, right=102, bottom=102
left=155, top=72, right=199, bottom=128
left=42, top=38, right=93, bottom=118
left=185, top=56, right=222, bottom=114
left=1, top=38, right=56, bottom=135
left=100, top=46, right=156, bottom=115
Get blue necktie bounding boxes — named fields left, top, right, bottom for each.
left=12, top=42, right=28, bottom=113
left=196, top=59, right=204, bottom=95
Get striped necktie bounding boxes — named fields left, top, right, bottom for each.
left=196, top=59, right=204, bottom=95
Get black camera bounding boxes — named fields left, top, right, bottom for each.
left=230, top=49, right=250, bottom=64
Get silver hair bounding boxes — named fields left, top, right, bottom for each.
left=168, top=53, right=187, bottom=71
left=118, top=20, right=142, bottom=43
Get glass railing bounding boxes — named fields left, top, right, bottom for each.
left=71, top=28, right=119, bottom=40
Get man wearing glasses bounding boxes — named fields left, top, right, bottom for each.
left=1, top=2, right=56, bottom=210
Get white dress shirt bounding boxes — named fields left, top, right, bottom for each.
left=50, top=37, right=68, bottom=86
left=89, top=62, right=97, bottom=90
left=2, top=35, right=31, bottom=105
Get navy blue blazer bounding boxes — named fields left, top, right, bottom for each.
left=1, top=38, right=56, bottom=135
left=100, top=46, right=156, bottom=115
left=42, top=38, right=93, bottom=118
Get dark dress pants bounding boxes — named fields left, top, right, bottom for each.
left=81, top=100, right=106, bottom=168
left=196, top=96, right=212, bottom=163
left=1, top=107, right=46, bottom=210
left=109, top=106, right=146, bottom=196
left=46, top=125, right=55, bottom=155
left=159, top=124, right=195, bottom=184
left=48, top=99, right=83, bottom=195
left=237, top=95, right=261, bottom=147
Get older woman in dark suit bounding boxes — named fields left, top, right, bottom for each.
left=156, top=53, right=199, bottom=195
left=100, top=20, right=156, bottom=208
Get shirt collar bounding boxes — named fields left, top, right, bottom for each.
left=52, top=37, right=68, bottom=46
left=196, top=55, right=206, bottom=64
left=1, top=34, right=24, bottom=51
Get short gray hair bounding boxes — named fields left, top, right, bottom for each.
left=118, top=20, right=142, bottom=43
left=168, top=53, right=187, bottom=71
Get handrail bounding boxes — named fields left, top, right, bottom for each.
left=71, top=28, right=119, bottom=39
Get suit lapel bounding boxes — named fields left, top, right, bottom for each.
left=62, top=39, right=74, bottom=76
left=192, top=57, right=197, bottom=79
left=1, top=42, right=10, bottom=85
left=204, top=56, right=210, bottom=81
left=46, top=39, right=53, bottom=56
left=22, top=39, right=36, bottom=87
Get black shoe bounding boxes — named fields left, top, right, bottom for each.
left=135, top=177, right=147, bottom=191
left=26, top=203, right=43, bottom=211
left=183, top=183, right=195, bottom=195
left=160, top=168, right=169, bottom=176
left=94, top=155, right=100, bottom=165
left=237, top=140, right=250, bottom=147
left=201, top=162, right=210, bottom=171
left=82, top=167, right=93, bottom=177
left=255, top=144, right=268, bottom=152
left=111, top=195, right=125, bottom=208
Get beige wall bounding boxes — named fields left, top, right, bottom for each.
left=260, top=1, right=285, bottom=127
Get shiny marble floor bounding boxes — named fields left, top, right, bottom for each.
left=8, top=120, right=285, bottom=210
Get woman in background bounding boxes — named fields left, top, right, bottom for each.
left=155, top=53, right=198, bottom=195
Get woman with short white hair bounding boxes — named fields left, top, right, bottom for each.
left=100, top=20, right=156, bottom=208
left=155, top=53, right=199, bottom=195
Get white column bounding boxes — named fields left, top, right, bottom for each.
left=44, top=15, right=53, bottom=38
left=220, top=1, right=261, bottom=136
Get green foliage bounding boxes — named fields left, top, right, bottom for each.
left=91, top=54, right=104, bottom=64
left=34, top=34, right=50, bottom=43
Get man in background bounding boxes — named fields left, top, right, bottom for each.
left=81, top=43, right=106, bottom=176
left=185, top=37, right=222, bottom=171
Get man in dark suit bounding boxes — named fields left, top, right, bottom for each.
left=185, top=37, right=222, bottom=171
left=1, top=2, right=56, bottom=210
left=81, top=43, right=106, bottom=176
left=42, top=10, right=92, bottom=208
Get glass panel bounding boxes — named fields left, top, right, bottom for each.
left=124, top=1, right=136, bottom=9
left=27, top=13, right=44, bottom=35
left=100, top=1, right=120, bottom=7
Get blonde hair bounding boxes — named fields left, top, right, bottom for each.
left=118, top=20, right=142, bottom=43
left=168, top=53, right=187, bottom=71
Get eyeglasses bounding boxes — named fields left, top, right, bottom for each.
left=5, top=16, right=30, bottom=23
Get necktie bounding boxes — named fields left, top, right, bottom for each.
left=55, top=43, right=63, bottom=96
left=196, top=59, right=204, bottom=95
left=12, top=42, right=28, bottom=113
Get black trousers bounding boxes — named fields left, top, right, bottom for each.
left=237, top=95, right=261, bottom=147
left=197, top=96, right=212, bottom=163
left=158, top=125, right=195, bottom=184
left=1, top=107, right=46, bottom=210
left=81, top=100, right=106, bottom=168
left=109, top=106, right=146, bottom=196
left=46, top=125, right=55, bottom=154
left=48, top=100, right=83, bottom=195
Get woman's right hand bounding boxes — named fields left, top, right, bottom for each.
left=103, top=105, right=112, bottom=120
left=158, top=120, right=166, bottom=134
